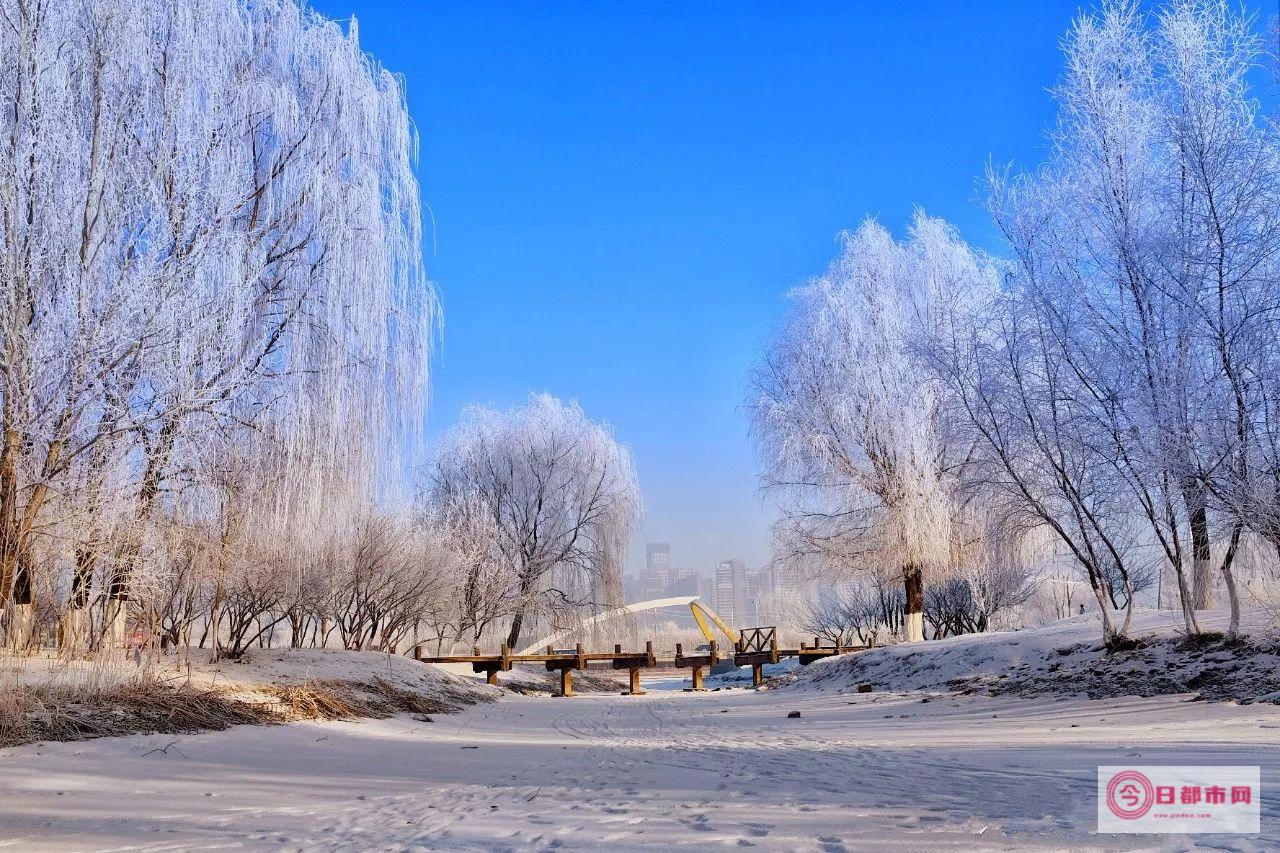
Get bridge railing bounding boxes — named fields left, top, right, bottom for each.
left=736, top=626, right=777, bottom=655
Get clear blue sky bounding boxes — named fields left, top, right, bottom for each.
left=302, top=1, right=1191, bottom=575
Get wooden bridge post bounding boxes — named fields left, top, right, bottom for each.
left=625, top=666, right=645, bottom=695
left=690, top=665, right=705, bottom=691
left=486, top=669, right=499, bottom=686
left=751, top=662, right=763, bottom=687
left=559, top=668, right=574, bottom=697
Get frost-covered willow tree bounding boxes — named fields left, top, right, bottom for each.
left=748, top=214, right=991, bottom=643
left=423, top=395, right=640, bottom=651
left=0, top=0, right=431, bottom=649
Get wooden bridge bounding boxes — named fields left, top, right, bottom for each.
left=415, top=627, right=867, bottom=696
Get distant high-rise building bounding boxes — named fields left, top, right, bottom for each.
left=640, top=542, right=671, bottom=600
left=667, top=567, right=699, bottom=597
left=743, top=568, right=770, bottom=625
left=646, top=542, right=671, bottom=574
left=714, top=558, right=747, bottom=625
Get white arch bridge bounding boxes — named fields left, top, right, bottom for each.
left=516, top=596, right=738, bottom=656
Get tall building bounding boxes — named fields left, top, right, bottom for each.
left=743, top=567, right=771, bottom=625
left=640, top=542, right=671, bottom=600
left=714, top=558, right=747, bottom=625
left=667, top=567, right=699, bottom=597
left=646, top=542, right=671, bottom=574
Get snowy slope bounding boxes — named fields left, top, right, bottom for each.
left=792, top=608, right=1280, bottom=702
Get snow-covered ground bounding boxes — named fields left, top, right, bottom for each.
left=793, top=608, right=1280, bottom=702
left=1, top=682, right=1277, bottom=850
left=3, top=614, right=1278, bottom=850
left=2, top=647, right=500, bottom=704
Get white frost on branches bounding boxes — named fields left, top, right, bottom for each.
left=0, top=0, right=432, bottom=649
left=423, top=394, right=641, bottom=651
left=748, top=213, right=992, bottom=642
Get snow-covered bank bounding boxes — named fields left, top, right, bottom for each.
left=1, top=685, right=1277, bottom=850
left=0, top=649, right=498, bottom=748
left=792, top=608, right=1280, bottom=701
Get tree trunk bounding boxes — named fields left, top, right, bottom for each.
left=0, top=427, right=22, bottom=611
left=903, top=563, right=924, bottom=643
left=59, top=546, right=97, bottom=653
left=505, top=567, right=543, bottom=651
left=1185, top=484, right=1214, bottom=609
left=7, top=546, right=36, bottom=650
left=58, top=607, right=89, bottom=654
left=505, top=609, right=525, bottom=651
left=1221, top=559, right=1241, bottom=639
left=1219, top=521, right=1245, bottom=640
left=1172, top=558, right=1200, bottom=638
left=102, top=596, right=127, bottom=651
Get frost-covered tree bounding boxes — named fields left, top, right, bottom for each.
left=748, top=213, right=990, bottom=642
left=423, top=395, right=641, bottom=650
left=975, top=0, right=1280, bottom=639
left=0, top=0, right=432, bottom=649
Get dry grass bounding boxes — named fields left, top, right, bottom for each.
left=0, top=649, right=497, bottom=749
left=0, top=681, right=279, bottom=748
left=264, top=677, right=464, bottom=721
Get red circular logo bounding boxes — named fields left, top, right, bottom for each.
left=1106, top=771, right=1155, bottom=820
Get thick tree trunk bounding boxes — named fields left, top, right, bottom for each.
left=59, top=546, right=96, bottom=653
left=8, top=602, right=35, bottom=651
left=1185, top=484, right=1214, bottom=609
left=505, top=568, right=542, bottom=651
left=903, top=563, right=924, bottom=643
left=0, top=427, right=22, bottom=610
left=505, top=609, right=526, bottom=651
left=105, top=415, right=178, bottom=649
left=58, top=607, right=89, bottom=653
left=102, top=596, right=127, bottom=651
left=8, top=549, right=35, bottom=650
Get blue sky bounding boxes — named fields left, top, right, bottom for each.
left=303, top=1, right=1171, bottom=575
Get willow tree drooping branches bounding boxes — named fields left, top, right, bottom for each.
left=0, top=0, right=431, bottom=649
left=748, top=214, right=988, bottom=643
left=423, top=395, right=640, bottom=651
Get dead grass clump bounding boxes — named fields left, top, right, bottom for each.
left=365, top=677, right=459, bottom=715
left=1103, top=635, right=1148, bottom=653
left=0, top=682, right=278, bottom=749
left=264, top=677, right=462, bottom=721
left=266, top=680, right=385, bottom=720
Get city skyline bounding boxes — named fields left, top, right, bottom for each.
left=630, top=541, right=789, bottom=630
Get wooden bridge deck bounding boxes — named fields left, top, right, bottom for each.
left=415, top=630, right=868, bottom=694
